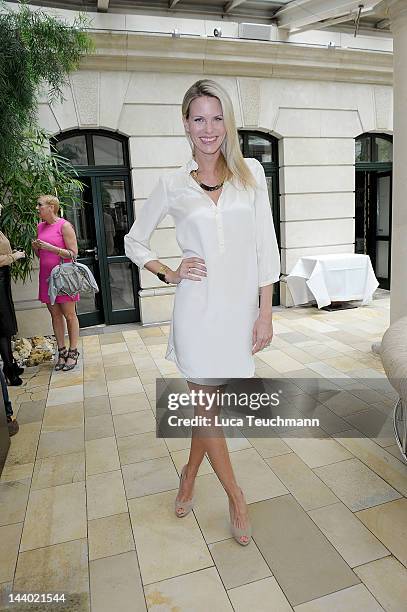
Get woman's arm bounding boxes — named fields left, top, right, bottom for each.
left=61, top=222, right=78, bottom=257
left=0, top=253, right=15, bottom=267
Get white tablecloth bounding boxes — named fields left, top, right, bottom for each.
left=286, top=254, right=379, bottom=308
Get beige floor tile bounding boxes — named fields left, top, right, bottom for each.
left=193, top=473, right=235, bottom=543
left=144, top=567, right=231, bottom=611
left=113, top=410, right=156, bottom=437
left=103, top=352, right=133, bottom=366
left=99, top=332, right=124, bottom=345
left=47, top=384, right=83, bottom=406
left=138, top=327, right=164, bottom=337
left=228, top=576, right=293, bottom=612
left=42, top=401, right=84, bottom=432
left=88, top=513, right=135, bottom=561
left=84, top=365, right=104, bottom=382
left=83, top=395, right=110, bottom=418
left=293, top=583, right=384, bottom=611
left=229, top=448, right=288, bottom=503
left=110, top=392, right=150, bottom=415
left=32, top=452, right=85, bottom=490
left=353, top=556, right=407, bottom=612
left=4, top=423, right=41, bottom=466
left=267, top=453, right=338, bottom=510
left=308, top=502, right=389, bottom=567
left=281, top=434, right=353, bottom=468
left=37, top=427, right=84, bottom=459
left=105, top=364, right=138, bottom=381
left=87, top=470, right=127, bottom=520
left=0, top=523, right=23, bottom=582
left=344, top=408, right=395, bottom=447
left=122, top=456, right=179, bottom=499
left=15, top=399, right=45, bottom=425
left=257, top=350, right=305, bottom=373
left=250, top=496, right=359, bottom=607
left=50, top=371, right=84, bottom=389
left=137, top=369, right=163, bottom=385
left=85, top=413, right=114, bottom=440
left=333, top=430, right=407, bottom=496
left=356, top=498, right=407, bottom=567
left=384, top=444, right=406, bottom=462
left=85, top=436, right=120, bottom=476
left=318, top=390, right=371, bottom=417
left=20, top=481, right=86, bottom=552
left=84, top=379, right=108, bottom=398
left=90, top=550, right=146, bottom=612
left=0, top=463, right=33, bottom=483
left=0, top=478, right=31, bottom=526
left=101, top=342, right=129, bottom=355
left=128, top=490, right=213, bottom=584
left=248, top=436, right=292, bottom=458
left=314, top=458, right=402, bottom=512
left=107, top=376, right=143, bottom=397
left=117, top=431, right=169, bottom=465
left=226, top=436, right=253, bottom=452
left=14, top=539, right=89, bottom=608
left=209, top=538, right=271, bottom=590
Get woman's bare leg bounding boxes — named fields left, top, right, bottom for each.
left=47, top=303, right=66, bottom=348
left=60, top=302, right=80, bottom=366
left=176, top=381, right=249, bottom=540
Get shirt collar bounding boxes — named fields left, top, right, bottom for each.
left=183, top=157, right=199, bottom=173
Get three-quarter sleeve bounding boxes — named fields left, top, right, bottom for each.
left=0, top=253, right=14, bottom=267
left=124, top=175, right=169, bottom=269
left=252, top=158, right=281, bottom=287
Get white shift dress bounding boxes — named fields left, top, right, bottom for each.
left=124, top=156, right=281, bottom=383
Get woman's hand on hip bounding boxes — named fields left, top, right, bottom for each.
left=171, top=257, right=207, bottom=283
left=252, top=315, right=273, bottom=354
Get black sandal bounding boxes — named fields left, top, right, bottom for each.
left=55, top=346, right=68, bottom=371
left=62, top=348, right=80, bottom=371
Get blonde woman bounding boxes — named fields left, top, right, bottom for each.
left=32, top=195, right=80, bottom=371
left=125, top=79, right=280, bottom=545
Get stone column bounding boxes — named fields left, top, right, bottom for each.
left=388, top=0, right=407, bottom=323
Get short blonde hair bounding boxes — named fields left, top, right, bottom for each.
left=38, top=195, right=60, bottom=214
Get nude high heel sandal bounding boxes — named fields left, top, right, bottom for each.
left=175, top=464, right=195, bottom=517
left=229, top=488, right=252, bottom=546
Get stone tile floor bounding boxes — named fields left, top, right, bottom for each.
left=1, top=290, right=407, bottom=611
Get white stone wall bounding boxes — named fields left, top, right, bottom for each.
left=10, top=11, right=393, bottom=329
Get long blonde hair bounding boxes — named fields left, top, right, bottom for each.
left=182, top=79, right=257, bottom=189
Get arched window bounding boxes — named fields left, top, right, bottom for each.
left=355, top=133, right=392, bottom=164
left=238, top=131, right=280, bottom=305
left=51, top=130, right=137, bottom=326
left=52, top=131, right=128, bottom=167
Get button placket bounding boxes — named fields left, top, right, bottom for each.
left=215, top=208, right=225, bottom=253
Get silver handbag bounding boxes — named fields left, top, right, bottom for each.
left=48, top=251, right=99, bottom=305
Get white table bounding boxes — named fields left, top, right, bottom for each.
left=286, top=254, right=379, bottom=309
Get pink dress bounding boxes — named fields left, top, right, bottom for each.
left=37, top=217, right=80, bottom=304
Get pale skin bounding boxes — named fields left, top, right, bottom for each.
left=144, top=96, right=274, bottom=543
left=32, top=198, right=80, bottom=368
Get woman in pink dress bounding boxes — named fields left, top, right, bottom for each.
left=32, top=195, right=80, bottom=371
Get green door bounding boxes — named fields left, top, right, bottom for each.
left=64, top=175, right=140, bottom=327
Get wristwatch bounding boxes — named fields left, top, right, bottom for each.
left=156, top=264, right=170, bottom=284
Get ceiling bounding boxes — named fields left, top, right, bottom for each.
left=6, top=1, right=392, bottom=33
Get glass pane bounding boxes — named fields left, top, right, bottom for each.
left=355, top=137, right=370, bottom=162
left=54, top=135, right=88, bottom=165
left=109, top=262, right=134, bottom=310
left=247, top=134, right=272, bottom=163
left=377, top=174, right=390, bottom=236
left=63, top=185, right=96, bottom=257
left=76, top=262, right=100, bottom=314
left=375, top=137, right=392, bottom=162
left=375, top=241, right=388, bottom=278
left=238, top=132, right=244, bottom=151
left=93, top=135, right=124, bottom=165
left=100, top=179, right=129, bottom=256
